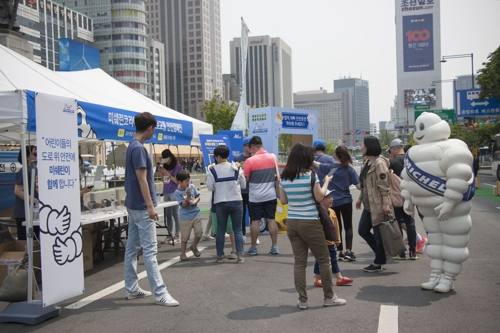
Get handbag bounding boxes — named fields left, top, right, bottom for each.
left=310, top=171, right=338, bottom=242
left=0, top=252, right=31, bottom=302
left=379, top=215, right=407, bottom=257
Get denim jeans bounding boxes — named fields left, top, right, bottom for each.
left=358, top=209, right=386, bottom=265
left=314, top=244, right=340, bottom=275
left=394, top=206, right=416, bottom=253
left=215, top=200, right=243, bottom=256
left=164, top=193, right=179, bottom=236
left=125, top=208, right=168, bottom=297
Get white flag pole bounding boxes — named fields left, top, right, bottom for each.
left=231, top=17, right=250, bottom=135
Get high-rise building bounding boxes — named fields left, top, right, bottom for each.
left=146, top=0, right=222, bottom=120
left=390, top=95, right=399, bottom=124
left=294, top=89, right=344, bottom=144
left=230, top=35, right=293, bottom=108
left=455, top=75, right=478, bottom=90
left=62, top=0, right=149, bottom=96
left=147, top=38, right=166, bottom=105
left=222, top=73, right=240, bottom=103
left=370, top=123, right=377, bottom=136
left=334, top=78, right=370, bottom=147
left=17, top=0, right=93, bottom=70
left=395, top=0, right=442, bottom=130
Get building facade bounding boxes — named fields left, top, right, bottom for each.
left=222, top=73, right=240, bottom=103
left=294, top=89, right=344, bottom=144
left=17, top=0, right=93, bottom=70
left=455, top=74, right=477, bottom=90
left=146, top=0, right=222, bottom=120
left=334, top=78, right=370, bottom=147
left=395, top=0, right=442, bottom=130
left=147, top=38, right=166, bottom=105
left=230, top=35, right=293, bottom=108
left=62, top=0, right=149, bottom=96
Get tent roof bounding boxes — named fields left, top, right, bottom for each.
left=0, top=45, right=212, bottom=145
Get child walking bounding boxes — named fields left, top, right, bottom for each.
left=174, top=171, right=203, bottom=261
left=314, top=190, right=354, bottom=287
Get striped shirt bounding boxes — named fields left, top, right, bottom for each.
left=244, top=150, right=277, bottom=203
left=280, top=171, right=319, bottom=219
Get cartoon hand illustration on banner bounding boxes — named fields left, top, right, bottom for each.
left=77, top=104, right=97, bottom=139
left=52, top=230, right=83, bottom=265
left=39, top=202, right=71, bottom=236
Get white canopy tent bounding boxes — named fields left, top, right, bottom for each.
left=0, top=44, right=213, bottom=145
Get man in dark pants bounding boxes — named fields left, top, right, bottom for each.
left=388, top=139, right=419, bottom=260
left=233, top=137, right=252, bottom=243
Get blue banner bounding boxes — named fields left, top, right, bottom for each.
left=27, top=91, right=194, bottom=145
left=281, top=112, right=309, bottom=129
left=403, top=14, right=434, bottom=72
left=217, top=130, right=243, bottom=159
left=199, top=134, right=232, bottom=169
left=456, top=89, right=500, bottom=118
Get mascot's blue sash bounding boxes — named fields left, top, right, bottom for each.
left=405, top=154, right=475, bottom=201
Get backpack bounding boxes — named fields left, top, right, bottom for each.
left=390, top=172, right=404, bottom=208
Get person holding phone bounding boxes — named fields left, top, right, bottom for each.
left=157, top=149, right=181, bottom=244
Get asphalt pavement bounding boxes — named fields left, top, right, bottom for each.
left=1, top=170, right=500, bottom=332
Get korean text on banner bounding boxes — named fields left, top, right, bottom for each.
left=403, top=13, right=434, bottom=72
left=218, top=130, right=243, bottom=158
left=199, top=134, right=232, bottom=169
left=36, top=92, right=84, bottom=306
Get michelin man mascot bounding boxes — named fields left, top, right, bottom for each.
left=400, top=112, right=474, bottom=293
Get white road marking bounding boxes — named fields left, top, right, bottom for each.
left=483, top=183, right=495, bottom=187
left=378, top=305, right=398, bottom=333
left=66, top=246, right=207, bottom=310
left=496, top=207, right=500, bottom=210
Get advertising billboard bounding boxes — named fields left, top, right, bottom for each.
left=403, top=14, right=434, bottom=72
left=59, top=38, right=100, bottom=71
left=404, top=88, right=436, bottom=106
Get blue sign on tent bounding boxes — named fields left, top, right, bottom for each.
left=456, top=89, right=500, bottom=118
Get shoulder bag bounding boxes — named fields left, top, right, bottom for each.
left=379, top=215, right=406, bottom=256
left=310, top=171, right=338, bottom=242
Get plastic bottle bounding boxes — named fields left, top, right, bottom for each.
left=111, top=193, right=115, bottom=207
left=156, top=189, right=161, bottom=203
left=33, top=202, right=39, bottom=221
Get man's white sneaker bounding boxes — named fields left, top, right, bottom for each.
left=155, top=293, right=179, bottom=307
left=202, top=234, right=214, bottom=241
left=126, top=287, right=152, bottom=300
left=323, top=294, right=346, bottom=306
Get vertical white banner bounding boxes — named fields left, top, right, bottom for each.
left=232, top=18, right=250, bottom=134
left=36, top=92, right=83, bottom=306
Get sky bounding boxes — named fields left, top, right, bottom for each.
left=220, top=0, right=500, bottom=129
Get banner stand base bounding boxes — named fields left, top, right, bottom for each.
left=0, top=301, right=60, bottom=325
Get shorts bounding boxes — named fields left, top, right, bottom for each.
left=180, top=216, right=202, bottom=242
left=248, top=199, right=277, bottom=221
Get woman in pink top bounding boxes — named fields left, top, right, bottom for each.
left=158, top=149, right=182, bottom=244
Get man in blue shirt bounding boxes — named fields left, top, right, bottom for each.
left=233, top=137, right=252, bottom=242
left=313, top=139, right=335, bottom=185
left=124, top=111, right=179, bottom=307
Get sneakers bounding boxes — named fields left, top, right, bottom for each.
left=323, top=294, right=346, bottom=306
left=237, top=257, right=245, bottom=264
left=173, top=235, right=180, bottom=244
left=155, top=293, right=179, bottom=307
left=225, top=233, right=230, bottom=239
left=393, top=253, right=406, bottom=260
left=201, top=234, right=214, bottom=241
left=409, top=251, right=419, bottom=260
left=314, top=279, right=322, bottom=287
left=190, top=246, right=201, bottom=257
left=336, top=277, right=353, bottom=286
left=242, top=235, right=247, bottom=243
left=297, top=301, right=308, bottom=310
left=256, top=238, right=260, bottom=245
left=269, top=246, right=279, bottom=254
left=160, top=235, right=173, bottom=245
left=180, top=253, right=189, bottom=261
left=364, top=264, right=383, bottom=272
left=216, top=256, right=224, bottom=263
left=246, top=247, right=258, bottom=255
left=338, top=252, right=347, bottom=261
left=228, top=251, right=237, bottom=259
left=416, top=237, right=427, bottom=254
left=126, top=287, right=152, bottom=300
left=344, top=251, right=356, bottom=261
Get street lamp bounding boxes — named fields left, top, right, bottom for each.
left=440, top=53, right=474, bottom=89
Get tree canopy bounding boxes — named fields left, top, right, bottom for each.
left=477, top=45, right=500, bottom=100
left=202, top=91, right=238, bottom=134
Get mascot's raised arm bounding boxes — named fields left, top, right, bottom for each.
left=400, top=112, right=474, bottom=293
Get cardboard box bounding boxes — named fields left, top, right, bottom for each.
left=0, top=240, right=40, bottom=283
left=497, top=181, right=500, bottom=196
left=82, top=230, right=93, bottom=272
left=475, top=177, right=480, bottom=189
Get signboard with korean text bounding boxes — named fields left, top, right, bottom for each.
left=456, top=89, right=500, bottom=118
left=414, top=104, right=430, bottom=111
left=403, top=14, right=434, bottom=72
left=35, top=92, right=83, bottom=306
left=415, top=109, right=455, bottom=125
left=199, top=134, right=232, bottom=169
left=217, top=130, right=243, bottom=159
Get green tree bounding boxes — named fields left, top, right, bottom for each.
left=378, top=130, right=397, bottom=149
left=202, top=90, right=238, bottom=134
left=477, top=45, right=500, bottom=100
left=324, top=141, right=337, bottom=156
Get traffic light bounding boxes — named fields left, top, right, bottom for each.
left=340, top=140, right=345, bottom=143
left=353, top=140, right=358, bottom=143
left=362, top=131, right=370, bottom=135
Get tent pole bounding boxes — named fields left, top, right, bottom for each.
left=111, top=141, right=116, bottom=188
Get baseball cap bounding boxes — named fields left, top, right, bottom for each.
left=386, top=139, right=404, bottom=153
left=242, top=137, right=251, bottom=146
left=324, top=189, right=335, bottom=198
left=313, top=139, right=326, bottom=150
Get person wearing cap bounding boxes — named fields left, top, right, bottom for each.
left=387, top=139, right=426, bottom=259
left=157, top=149, right=182, bottom=244
left=233, top=137, right=253, bottom=243
left=313, top=189, right=354, bottom=288
left=313, top=139, right=336, bottom=185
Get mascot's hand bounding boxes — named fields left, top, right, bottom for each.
left=403, top=200, right=414, bottom=217
left=435, top=201, right=454, bottom=221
